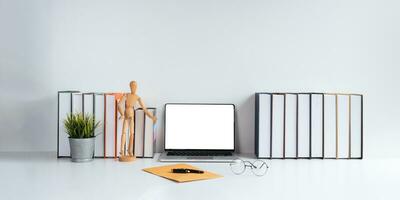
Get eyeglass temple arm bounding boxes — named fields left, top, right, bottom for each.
left=244, top=161, right=269, bottom=169
left=243, top=161, right=257, bottom=168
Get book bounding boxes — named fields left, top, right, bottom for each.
left=285, top=93, right=297, bottom=158
left=271, top=94, right=285, bottom=158
left=104, top=94, right=117, bottom=158
left=144, top=108, right=156, bottom=158
left=311, top=93, right=323, bottom=158
left=82, top=93, right=97, bottom=156
left=57, top=91, right=80, bottom=158
left=72, top=93, right=83, bottom=114
left=94, top=93, right=105, bottom=158
left=104, top=93, right=124, bottom=158
left=323, top=94, right=337, bottom=158
left=350, top=95, right=363, bottom=158
left=83, top=93, right=94, bottom=117
left=116, top=98, right=123, bottom=158
left=255, top=93, right=272, bottom=158
left=297, top=93, right=311, bottom=158
left=134, top=108, right=156, bottom=158
left=337, top=94, right=350, bottom=158
left=134, top=109, right=145, bottom=157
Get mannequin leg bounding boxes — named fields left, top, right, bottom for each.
left=128, top=118, right=135, bottom=156
left=120, top=119, right=129, bottom=156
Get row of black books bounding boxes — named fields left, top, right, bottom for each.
left=255, top=92, right=363, bottom=159
left=57, top=91, right=156, bottom=158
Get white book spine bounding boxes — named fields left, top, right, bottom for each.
left=311, top=94, right=323, bottom=158
left=72, top=93, right=83, bottom=114
left=94, top=94, right=105, bottom=157
left=285, top=94, right=297, bottom=158
left=350, top=95, right=362, bottom=158
left=257, top=94, right=271, bottom=158
left=105, top=95, right=116, bottom=158
left=83, top=94, right=94, bottom=116
left=271, top=94, right=284, bottom=158
left=337, top=95, right=350, bottom=158
left=83, top=94, right=96, bottom=156
left=298, top=94, right=310, bottom=158
left=323, top=94, right=337, bottom=158
left=144, top=108, right=156, bottom=158
left=58, top=92, right=73, bottom=157
left=116, top=102, right=123, bottom=158
left=134, top=110, right=144, bottom=157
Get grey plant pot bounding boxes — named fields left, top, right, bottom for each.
left=69, top=137, right=95, bottom=162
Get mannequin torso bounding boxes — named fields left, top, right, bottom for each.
left=124, top=94, right=139, bottom=119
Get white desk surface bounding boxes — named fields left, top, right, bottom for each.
left=0, top=152, right=398, bottom=200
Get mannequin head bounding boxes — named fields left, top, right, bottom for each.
left=129, top=81, right=137, bottom=94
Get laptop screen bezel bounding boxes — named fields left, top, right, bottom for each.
left=163, top=103, right=235, bottom=152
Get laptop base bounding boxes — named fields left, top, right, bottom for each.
left=159, top=152, right=236, bottom=163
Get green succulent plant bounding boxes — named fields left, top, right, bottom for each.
left=64, top=113, right=100, bottom=138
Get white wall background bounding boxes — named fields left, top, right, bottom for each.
left=1, top=0, right=399, bottom=157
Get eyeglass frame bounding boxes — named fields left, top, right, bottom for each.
left=229, top=158, right=269, bottom=176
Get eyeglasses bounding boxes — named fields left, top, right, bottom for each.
left=229, top=159, right=269, bottom=176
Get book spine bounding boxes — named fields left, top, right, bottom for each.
left=114, top=99, right=118, bottom=159
left=57, top=92, right=60, bottom=158
left=361, top=95, right=364, bottom=159
left=104, top=95, right=107, bottom=158
left=309, top=93, right=312, bottom=159
left=269, top=94, right=273, bottom=159
left=142, top=110, right=146, bottom=158
left=322, top=95, right=325, bottom=159
left=255, top=93, right=259, bottom=158
left=283, top=94, right=286, bottom=159
left=296, top=94, right=299, bottom=159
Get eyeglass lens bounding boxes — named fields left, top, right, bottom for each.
left=230, top=159, right=245, bottom=175
left=230, top=159, right=268, bottom=176
left=251, top=160, right=268, bottom=176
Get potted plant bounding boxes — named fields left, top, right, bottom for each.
left=64, top=113, right=100, bottom=162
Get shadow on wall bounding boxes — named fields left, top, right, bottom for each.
left=235, top=94, right=255, bottom=154
left=22, top=96, right=57, bottom=151
left=0, top=96, right=56, bottom=151
left=155, top=107, right=165, bottom=153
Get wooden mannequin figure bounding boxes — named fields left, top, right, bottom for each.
left=117, top=81, right=157, bottom=162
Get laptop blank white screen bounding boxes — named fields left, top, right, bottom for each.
left=165, top=104, right=234, bottom=150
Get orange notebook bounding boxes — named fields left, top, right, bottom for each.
left=143, top=164, right=222, bottom=183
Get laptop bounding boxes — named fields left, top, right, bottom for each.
left=159, top=103, right=237, bottom=162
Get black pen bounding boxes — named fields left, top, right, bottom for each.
left=172, top=168, right=204, bottom=174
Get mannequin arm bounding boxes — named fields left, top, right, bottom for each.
left=138, top=97, right=157, bottom=122
left=117, top=94, right=126, bottom=118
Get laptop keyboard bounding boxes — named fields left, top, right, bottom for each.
left=167, top=151, right=232, bottom=157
